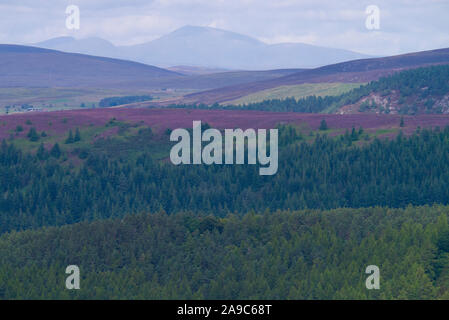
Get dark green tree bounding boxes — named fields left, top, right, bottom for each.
left=65, top=130, right=74, bottom=144
left=36, top=143, right=48, bottom=160
left=27, top=127, right=39, bottom=142
left=319, top=119, right=328, bottom=131
left=50, top=143, right=61, bottom=158
left=74, top=128, right=81, bottom=142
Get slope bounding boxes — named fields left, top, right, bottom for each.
left=336, top=64, right=449, bottom=114
left=1, top=206, right=448, bottom=299
left=0, top=44, right=181, bottom=89
left=168, top=47, right=449, bottom=105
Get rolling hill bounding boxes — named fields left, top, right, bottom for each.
left=0, top=44, right=307, bottom=113
left=164, top=47, right=449, bottom=105
left=0, top=44, right=181, bottom=88
left=166, top=65, right=231, bottom=75
left=335, top=64, right=449, bottom=115
left=157, top=64, right=449, bottom=116
left=2, top=107, right=449, bottom=300
left=153, top=68, right=305, bottom=90
left=0, top=44, right=303, bottom=95
left=224, top=82, right=363, bottom=105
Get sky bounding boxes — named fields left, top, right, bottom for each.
left=0, top=0, right=448, bottom=56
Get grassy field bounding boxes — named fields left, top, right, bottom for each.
left=6, top=117, right=401, bottom=169
left=0, top=87, right=191, bottom=114
left=2, top=108, right=449, bottom=165
left=224, top=82, right=364, bottom=105
left=8, top=119, right=172, bottom=167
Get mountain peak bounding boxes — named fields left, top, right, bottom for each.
left=36, top=36, right=76, bottom=46
left=33, top=25, right=372, bottom=69
left=163, top=25, right=264, bottom=45
left=35, top=36, right=116, bottom=58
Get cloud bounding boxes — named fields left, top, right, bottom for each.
left=0, top=0, right=448, bottom=55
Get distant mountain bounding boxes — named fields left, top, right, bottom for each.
left=0, top=45, right=181, bottom=88
left=36, top=36, right=118, bottom=58
left=35, top=25, right=372, bottom=69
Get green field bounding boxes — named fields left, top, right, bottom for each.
left=224, top=82, right=364, bottom=105
left=0, top=87, right=191, bottom=114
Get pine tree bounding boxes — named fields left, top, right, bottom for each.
left=37, top=143, right=48, bottom=160
left=65, top=130, right=74, bottom=144
left=351, top=127, right=358, bottom=141
left=319, top=119, right=328, bottom=131
left=50, top=143, right=61, bottom=158
left=74, top=128, right=81, bottom=142
left=27, top=127, right=39, bottom=142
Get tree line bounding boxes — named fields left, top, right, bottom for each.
left=0, top=205, right=448, bottom=299
left=2, top=126, right=449, bottom=233
left=164, top=64, right=449, bottom=113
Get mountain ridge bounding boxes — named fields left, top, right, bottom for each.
left=34, top=25, right=372, bottom=69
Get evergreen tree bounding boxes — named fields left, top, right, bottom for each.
left=27, top=127, right=39, bottom=142
left=65, top=130, right=74, bottom=144
left=74, top=128, right=81, bottom=142
left=319, top=119, right=328, bottom=131
left=50, top=143, right=61, bottom=158
left=36, top=143, right=48, bottom=160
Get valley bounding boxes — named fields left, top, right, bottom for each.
left=1, top=14, right=449, bottom=300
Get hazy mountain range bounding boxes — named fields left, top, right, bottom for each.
left=0, top=44, right=306, bottom=89
left=35, top=25, right=372, bottom=70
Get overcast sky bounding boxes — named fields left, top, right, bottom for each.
left=1, top=0, right=448, bottom=56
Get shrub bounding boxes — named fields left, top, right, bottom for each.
left=27, top=127, right=40, bottom=142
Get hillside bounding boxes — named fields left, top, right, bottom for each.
left=157, top=68, right=305, bottom=90
left=0, top=45, right=181, bottom=88
left=3, top=107, right=449, bottom=141
left=2, top=108, right=449, bottom=233
left=164, top=47, right=449, bottom=105
left=6, top=0, right=449, bottom=303
left=224, top=82, right=363, bottom=105
left=336, top=65, right=449, bottom=114
left=0, top=45, right=305, bottom=112
left=0, top=44, right=304, bottom=91
left=1, top=108, right=449, bottom=299
left=166, top=65, right=231, bottom=75
left=1, top=206, right=448, bottom=299
left=161, top=63, right=449, bottom=116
